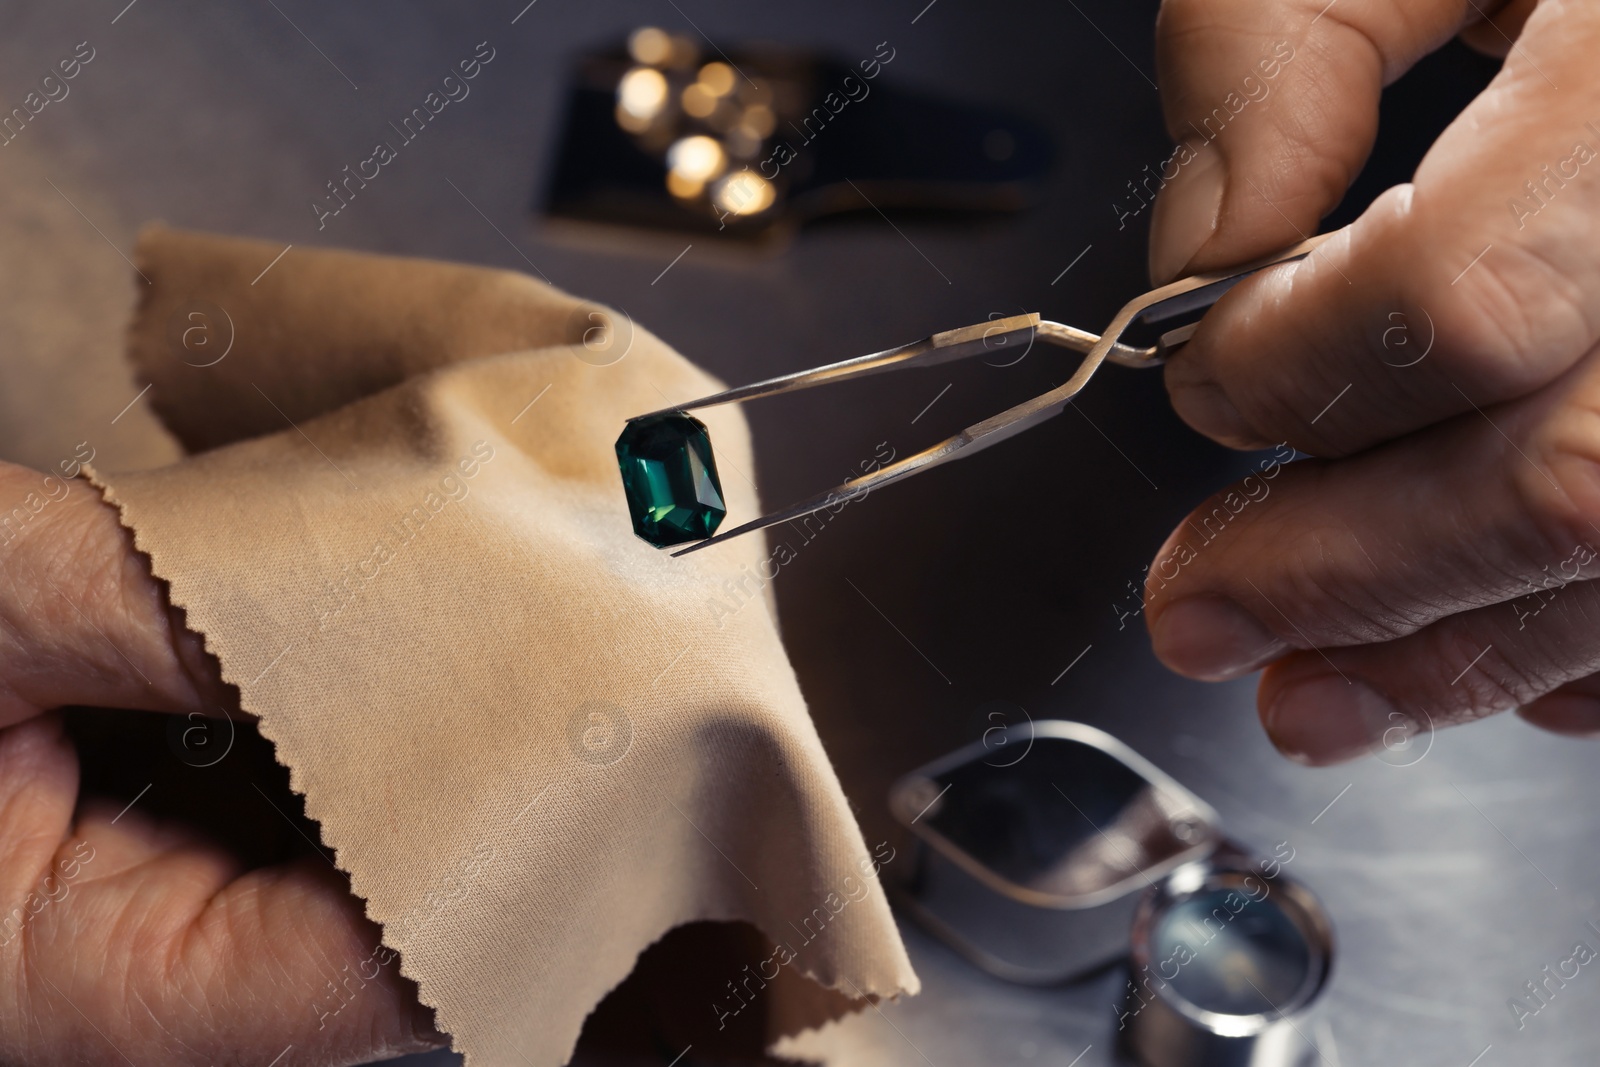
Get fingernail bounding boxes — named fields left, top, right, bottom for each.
left=1162, top=345, right=1268, bottom=448
left=1517, top=696, right=1600, bottom=738
left=1149, top=143, right=1225, bottom=285
left=1264, top=675, right=1401, bottom=766
left=1166, top=378, right=1266, bottom=449
left=1150, top=595, right=1287, bottom=681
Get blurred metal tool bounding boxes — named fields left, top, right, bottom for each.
left=634, top=232, right=1334, bottom=556
left=888, top=720, right=1222, bottom=985
left=1122, top=854, right=1333, bottom=1067
left=888, top=720, right=1335, bottom=1067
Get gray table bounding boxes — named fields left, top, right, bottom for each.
left=0, top=2, right=1583, bottom=1064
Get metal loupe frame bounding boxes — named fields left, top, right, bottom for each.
left=1123, top=858, right=1335, bottom=1067
left=887, top=720, right=1223, bottom=985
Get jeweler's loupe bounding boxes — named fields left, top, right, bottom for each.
left=887, top=721, right=1335, bottom=1067
left=888, top=720, right=1223, bottom=984
left=1122, top=856, right=1334, bottom=1067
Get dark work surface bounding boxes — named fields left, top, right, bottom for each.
left=0, top=2, right=1587, bottom=1065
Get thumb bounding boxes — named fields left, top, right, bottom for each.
left=1148, top=0, right=1489, bottom=284
left=0, top=460, right=230, bottom=727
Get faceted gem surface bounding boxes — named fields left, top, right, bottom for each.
left=615, top=412, right=727, bottom=547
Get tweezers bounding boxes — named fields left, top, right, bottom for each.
left=634, top=232, right=1334, bottom=556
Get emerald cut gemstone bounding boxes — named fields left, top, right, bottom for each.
left=615, top=412, right=727, bottom=547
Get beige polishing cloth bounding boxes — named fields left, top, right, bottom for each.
left=91, top=226, right=918, bottom=1066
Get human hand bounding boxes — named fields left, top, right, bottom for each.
left=0, top=461, right=442, bottom=1065
left=1140, top=0, right=1600, bottom=764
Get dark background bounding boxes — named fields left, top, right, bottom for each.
left=0, top=2, right=1590, bottom=1065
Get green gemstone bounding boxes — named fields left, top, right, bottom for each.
left=615, top=412, right=727, bottom=547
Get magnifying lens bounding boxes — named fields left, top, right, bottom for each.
left=1122, top=858, right=1334, bottom=1067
